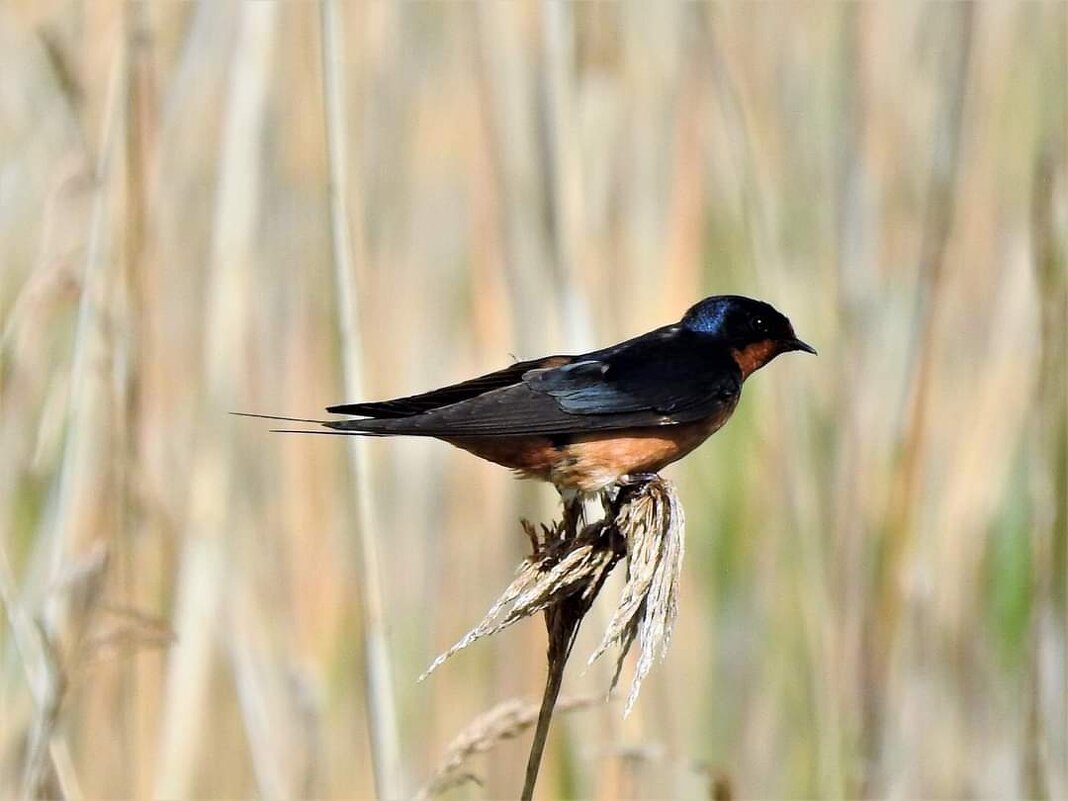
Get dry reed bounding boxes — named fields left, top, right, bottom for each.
left=318, top=1, right=402, bottom=797
left=420, top=477, right=685, bottom=798
left=154, top=5, right=278, bottom=797
left=416, top=694, right=602, bottom=801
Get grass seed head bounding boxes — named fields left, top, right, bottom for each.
left=422, top=476, right=685, bottom=718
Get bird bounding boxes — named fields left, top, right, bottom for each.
left=239, top=295, right=814, bottom=495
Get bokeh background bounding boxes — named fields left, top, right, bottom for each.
left=1, top=3, right=1065, bottom=799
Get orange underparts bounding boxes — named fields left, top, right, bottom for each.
left=448, top=403, right=735, bottom=493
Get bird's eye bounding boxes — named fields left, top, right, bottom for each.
left=752, top=317, right=766, bottom=334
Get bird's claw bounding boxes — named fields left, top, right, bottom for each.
left=618, top=472, right=660, bottom=487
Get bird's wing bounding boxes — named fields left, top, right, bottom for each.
left=524, top=328, right=734, bottom=416
left=325, top=354, right=572, bottom=418
left=326, top=330, right=740, bottom=437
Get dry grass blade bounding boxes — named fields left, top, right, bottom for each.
left=318, top=1, right=402, bottom=795
left=589, top=479, right=686, bottom=716
left=154, top=5, right=278, bottom=797
left=415, top=694, right=602, bottom=801
left=1, top=542, right=83, bottom=801
left=78, top=604, right=175, bottom=670
left=419, top=518, right=623, bottom=682
left=18, top=544, right=109, bottom=800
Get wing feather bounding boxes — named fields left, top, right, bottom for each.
left=326, top=331, right=740, bottom=438
left=326, top=354, right=571, bottom=418
left=524, top=330, right=738, bottom=416
left=325, top=384, right=684, bottom=437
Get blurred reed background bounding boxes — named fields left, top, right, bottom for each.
left=1, top=2, right=1065, bottom=799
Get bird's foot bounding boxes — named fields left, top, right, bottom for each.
left=618, top=471, right=660, bottom=487
left=601, top=472, right=661, bottom=517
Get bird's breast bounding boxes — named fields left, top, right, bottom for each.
left=552, top=410, right=733, bottom=491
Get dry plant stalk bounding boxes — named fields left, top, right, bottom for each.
left=421, top=476, right=686, bottom=799
left=318, top=1, right=403, bottom=796
left=414, top=694, right=601, bottom=801
left=9, top=541, right=173, bottom=800
left=589, top=479, right=686, bottom=715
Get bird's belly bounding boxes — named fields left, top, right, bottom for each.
left=445, top=435, right=564, bottom=481
left=553, top=418, right=722, bottom=492
left=446, top=411, right=731, bottom=493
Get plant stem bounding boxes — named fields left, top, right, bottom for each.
left=522, top=602, right=582, bottom=801
left=522, top=494, right=623, bottom=800
left=318, top=1, right=403, bottom=797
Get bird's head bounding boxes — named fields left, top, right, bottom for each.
left=681, top=295, right=816, bottom=378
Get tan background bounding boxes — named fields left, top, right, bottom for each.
left=1, top=3, right=1065, bottom=799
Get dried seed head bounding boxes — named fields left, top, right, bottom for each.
left=419, top=516, right=623, bottom=682
left=590, top=478, right=685, bottom=715
left=415, top=695, right=602, bottom=800
left=421, top=476, right=685, bottom=718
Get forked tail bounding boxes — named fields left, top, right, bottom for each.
left=230, top=411, right=386, bottom=435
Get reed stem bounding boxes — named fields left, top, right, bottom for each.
left=521, top=612, right=578, bottom=801
left=319, top=1, right=403, bottom=797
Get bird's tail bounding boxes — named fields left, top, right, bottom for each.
left=230, top=411, right=389, bottom=435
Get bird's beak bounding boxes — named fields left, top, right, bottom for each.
left=784, top=338, right=817, bottom=355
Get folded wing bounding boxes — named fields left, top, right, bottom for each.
left=325, top=329, right=740, bottom=437
left=326, top=354, right=571, bottom=418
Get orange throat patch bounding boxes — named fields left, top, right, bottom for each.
left=731, top=339, right=779, bottom=379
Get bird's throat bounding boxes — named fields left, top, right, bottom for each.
left=731, top=339, right=779, bottom=379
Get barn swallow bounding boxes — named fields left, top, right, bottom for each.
left=239, top=295, right=814, bottom=494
